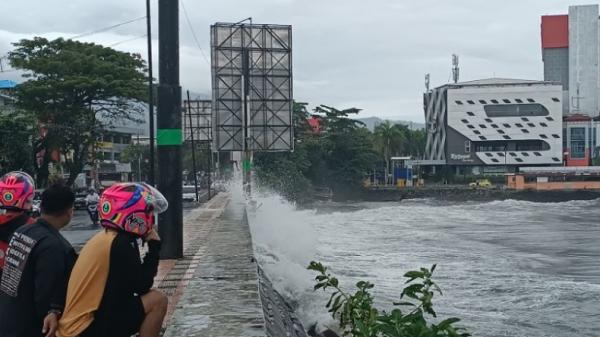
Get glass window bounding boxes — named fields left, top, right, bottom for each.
left=467, top=100, right=475, bottom=105
left=467, top=124, right=475, bottom=129
left=485, top=118, right=493, bottom=123
left=491, top=158, right=499, bottom=163
left=546, top=117, right=554, bottom=121
left=497, top=130, right=505, bottom=134
left=498, top=152, right=505, bottom=157
left=522, top=129, right=529, bottom=133
left=484, top=104, right=549, bottom=118
left=534, top=152, right=542, bottom=156
left=503, top=135, right=511, bottom=140
left=552, top=97, right=560, bottom=102
left=552, top=134, right=560, bottom=138
left=502, top=99, right=511, bottom=103
left=570, top=127, right=586, bottom=159
left=503, top=123, right=511, bottom=128
left=527, top=123, right=535, bottom=127
left=540, top=134, right=548, bottom=139
left=473, top=130, right=481, bottom=135
left=479, top=136, right=487, bottom=140
left=491, top=99, right=499, bottom=104
left=522, top=117, right=529, bottom=121
left=527, top=98, right=535, bottom=103
left=540, top=122, right=548, bottom=127
left=479, top=100, right=487, bottom=104
left=516, top=123, right=524, bottom=127
left=455, top=100, right=463, bottom=105
left=479, top=124, right=487, bottom=128
left=467, top=111, right=475, bottom=116
left=515, top=99, right=523, bottom=103
left=465, top=141, right=471, bottom=153
left=521, top=152, right=529, bottom=156
left=485, top=153, right=493, bottom=157
left=461, top=119, right=469, bottom=123
left=114, top=152, right=121, bottom=161
left=515, top=158, right=524, bottom=162
left=491, top=124, right=499, bottom=128
left=552, top=157, right=560, bottom=162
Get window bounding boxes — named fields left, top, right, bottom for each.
left=485, top=153, right=493, bottom=157
left=527, top=98, right=535, bottom=103
left=114, top=152, right=121, bottom=161
left=534, top=152, right=542, bottom=156
left=522, top=117, right=530, bottom=121
left=552, top=134, right=560, bottom=139
left=522, top=129, right=530, bottom=134
left=467, top=100, right=475, bottom=105
left=473, top=130, right=481, bottom=135
left=497, top=130, right=505, bottom=134
left=503, top=135, right=511, bottom=140
left=466, top=111, right=475, bottom=116
left=552, top=157, right=561, bottom=162
left=509, top=152, right=517, bottom=157
left=479, top=124, right=487, bottom=128
left=503, top=123, right=511, bottom=128
left=515, top=99, right=523, bottom=103
left=491, top=99, right=499, bottom=104
left=479, top=136, right=487, bottom=140
left=473, top=140, right=550, bottom=152
left=465, top=141, right=471, bottom=153
left=540, top=134, right=548, bottom=139
left=540, top=122, right=548, bottom=127
left=461, top=119, right=469, bottom=123
left=502, top=99, right=511, bottom=103
left=516, top=123, right=524, bottom=127
left=521, top=152, right=529, bottom=157
left=484, top=104, right=549, bottom=118
left=485, top=118, right=493, bottom=123
left=491, top=124, right=499, bottom=128
left=498, top=152, right=505, bottom=157
left=515, top=158, right=524, bottom=163
left=455, top=100, right=464, bottom=105
left=527, top=123, right=536, bottom=127
left=570, top=127, right=585, bottom=158
left=479, top=100, right=487, bottom=104
left=491, top=158, right=499, bottom=163
left=546, top=117, right=554, bottom=121
left=552, top=97, right=560, bottom=102
left=467, top=124, right=475, bottom=129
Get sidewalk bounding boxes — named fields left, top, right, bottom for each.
left=156, top=193, right=266, bottom=337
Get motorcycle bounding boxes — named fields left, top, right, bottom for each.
left=87, top=201, right=99, bottom=226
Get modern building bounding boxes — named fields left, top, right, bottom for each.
left=541, top=4, right=600, bottom=116
left=424, top=78, right=564, bottom=175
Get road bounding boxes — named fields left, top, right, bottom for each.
left=61, top=196, right=205, bottom=251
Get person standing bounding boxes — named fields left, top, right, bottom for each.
left=0, top=172, right=36, bottom=279
left=59, top=182, right=168, bottom=337
left=0, top=183, right=77, bottom=337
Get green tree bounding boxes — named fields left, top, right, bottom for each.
left=374, top=121, right=405, bottom=185
left=0, top=112, right=35, bottom=175
left=9, top=37, right=147, bottom=186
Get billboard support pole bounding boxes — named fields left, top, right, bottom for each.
left=186, top=91, right=199, bottom=202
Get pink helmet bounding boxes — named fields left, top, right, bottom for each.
left=99, top=182, right=168, bottom=237
left=0, top=171, right=35, bottom=212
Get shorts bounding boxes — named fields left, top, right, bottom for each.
left=81, top=295, right=145, bottom=337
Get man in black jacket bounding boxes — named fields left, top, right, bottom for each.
left=0, top=183, right=77, bottom=337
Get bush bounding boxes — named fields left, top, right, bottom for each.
left=308, top=261, right=469, bottom=337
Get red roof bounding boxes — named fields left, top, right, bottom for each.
left=541, top=15, right=569, bottom=49
left=564, top=113, right=592, bottom=122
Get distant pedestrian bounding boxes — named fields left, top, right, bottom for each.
left=58, top=182, right=169, bottom=337
left=0, top=172, right=37, bottom=279
left=0, top=183, right=77, bottom=337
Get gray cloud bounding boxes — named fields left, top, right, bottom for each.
left=0, top=0, right=594, bottom=122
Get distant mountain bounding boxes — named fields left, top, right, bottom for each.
left=357, top=117, right=425, bottom=131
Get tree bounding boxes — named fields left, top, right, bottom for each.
left=0, top=112, right=35, bottom=175
left=9, top=37, right=147, bottom=186
left=374, top=121, right=405, bottom=185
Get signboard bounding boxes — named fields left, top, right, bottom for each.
left=211, top=22, right=293, bottom=152
left=183, top=100, right=212, bottom=142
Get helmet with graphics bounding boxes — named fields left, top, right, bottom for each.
left=0, top=171, right=35, bottom=212
left=99, top=182, right=168, bottom=237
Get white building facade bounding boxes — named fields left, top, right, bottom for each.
left=424, top=78, right=564, bottom=174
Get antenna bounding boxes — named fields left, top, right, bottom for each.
left=425, top=73, right=430, bottom=92
left=452, top=54, right=460, bottom=84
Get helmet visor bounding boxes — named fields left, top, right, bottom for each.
left=143, top=184, right=169, bottom=214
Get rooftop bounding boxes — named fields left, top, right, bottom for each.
left=0, top=80, right=17, bottom=89
left=434, top=78, right=560, bottom=90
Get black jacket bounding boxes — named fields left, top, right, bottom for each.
left=0, top=219, right=77, bottom=337
left=0, top=213, right=32, bottom=278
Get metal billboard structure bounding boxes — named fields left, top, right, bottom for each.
left=210, top=22, right=293, bottom=152
left=183, top=99, right=212, bottom=143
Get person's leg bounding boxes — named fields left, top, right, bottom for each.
left=139, top=289, right=168, bottom=337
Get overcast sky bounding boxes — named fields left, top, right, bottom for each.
left=0, top=0, right=595, bottom=122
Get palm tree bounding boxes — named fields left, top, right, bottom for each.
left=374, top=121, right=405, bottom=185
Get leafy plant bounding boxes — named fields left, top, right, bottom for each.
left=308, top=261, right=470, bottom=337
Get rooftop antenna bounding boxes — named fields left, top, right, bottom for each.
left=452, top=54, right=460, bottom=84
left=425, top=73, right=430, bottom=92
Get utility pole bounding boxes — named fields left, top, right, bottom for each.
left=146, top=0, right=156, bottom=185
left=157, top=0, right=183, bottom=259
left=186, top=91, right=199, bottom=202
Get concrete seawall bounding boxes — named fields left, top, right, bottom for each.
left=159, top=194, right=307, bottom=337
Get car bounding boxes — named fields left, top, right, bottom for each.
left=469, top=179, right=492, bottom=188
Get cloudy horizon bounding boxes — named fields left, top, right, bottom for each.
left=0, top=0, right=594, bottom=122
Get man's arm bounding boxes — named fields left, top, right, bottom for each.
left=32, top=238, right=67, bottom=320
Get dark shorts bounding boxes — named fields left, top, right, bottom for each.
left=81, top=295, right=145, bottom=337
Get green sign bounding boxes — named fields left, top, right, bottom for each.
left=157, top=129, right=182, bottom=146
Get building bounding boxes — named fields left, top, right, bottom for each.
left=0, top=80, right=17, bottom=113
left=541, top=4, right=600, bottom=116
left=424, top=78, right=564, bottom=175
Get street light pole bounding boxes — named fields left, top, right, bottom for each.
left=157, top=0, right=183, bottom=259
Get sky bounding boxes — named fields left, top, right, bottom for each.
left=0, top=0, right=595, bottom=122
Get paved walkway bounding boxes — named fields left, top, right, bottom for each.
left=157, top=194, right=266, bottom=337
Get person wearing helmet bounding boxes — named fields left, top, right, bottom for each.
left=0, top=182, right=77, bottom=337
left=59, top=182, right=169, bottom=337
left=0, top=172, right=36, bottom=279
